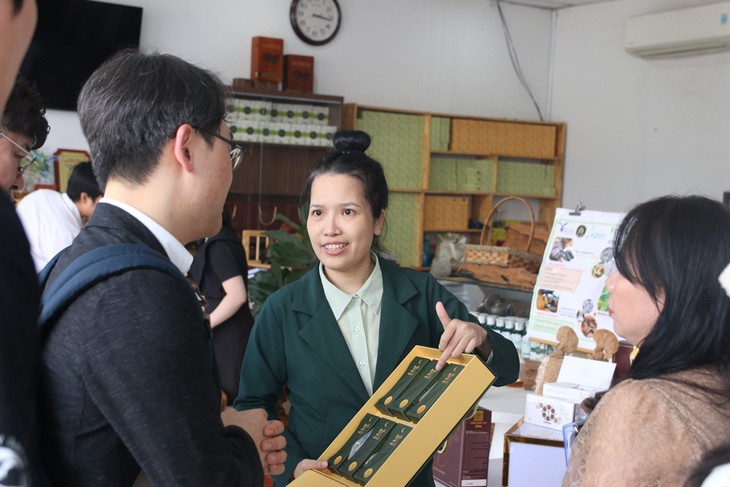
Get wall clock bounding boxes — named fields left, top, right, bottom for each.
left=290, top=0, right=341, bottom=46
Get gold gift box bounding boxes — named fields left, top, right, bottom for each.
left=290, top=346, right=496, bottom=487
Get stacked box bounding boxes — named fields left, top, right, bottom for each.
left=456, top=159, right=493, bottom=193
left=431, top=117, right=451, bottom=151
left=428, top=158, right=457, bottom=191
left=497, top=161, right=556, bottom=196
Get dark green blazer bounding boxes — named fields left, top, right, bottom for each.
left=235, top=258, right=518, bottom=486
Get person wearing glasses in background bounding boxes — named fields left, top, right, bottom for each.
left=38, top=49, right=284, bottom=487
left=1, top=1, right=46, bottom=486
left=0, top=76, right=48, bottom=194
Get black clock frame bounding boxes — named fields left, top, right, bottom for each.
left=289, top=0, right=341, bottom=46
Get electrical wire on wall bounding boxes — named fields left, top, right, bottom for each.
left=496, top=0, right=545, bottom=121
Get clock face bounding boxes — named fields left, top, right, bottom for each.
left=290, top=0, right=341, bottom=46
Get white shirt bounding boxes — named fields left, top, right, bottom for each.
left=319, top=255, right=383, bottom=395
left=17, top=189, right=82, bottom=272
left=100, top=198, right=193, bottom=275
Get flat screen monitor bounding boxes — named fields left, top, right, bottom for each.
left=20, top=0, right=143, bottom=111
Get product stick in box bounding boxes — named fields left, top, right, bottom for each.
left=327, top=413, right=380, bottom=472
left=352, top=423, right=412, bottom=484
left=405, top=363, right=464, bottom=423
left=375, top=356, right=430, bottom=416
left=337, top=418, right=396, bottom=481
left=387, top=359, right=442, bottom=420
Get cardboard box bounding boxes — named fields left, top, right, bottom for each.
left=251, top=36, right=284, bottom=82
left=283, top=54, right=314, bottom=93
left=289, top=346, right=496, bottom=487
left=433, top=408, right=492, bottom=487
left=503, top=418, right=566, bottom=487
left=523, top=392, right=583, bottom=431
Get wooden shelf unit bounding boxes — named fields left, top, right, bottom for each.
left=342, top=104, right=565, bottom=268
left=225, top=87, right=344, bottom=234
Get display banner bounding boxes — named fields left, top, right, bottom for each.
left=527, top=208, right=625, bottom=352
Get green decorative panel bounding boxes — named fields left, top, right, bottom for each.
left=382, top=193, right=419, bottom=267
left=358, top=110, right=424, bottom=190
left=497, top=161, right=556, bottom=196
left=431, top=117, right=451, bottom=151
left=429, top=158, right=457, bottom=191
left=457, top=159, right=493, bottom=193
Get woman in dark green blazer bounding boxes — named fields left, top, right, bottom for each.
left=235, top=131, right=519, bottom=486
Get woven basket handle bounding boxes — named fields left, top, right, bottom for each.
left=478, top=196, right=536, bottom=252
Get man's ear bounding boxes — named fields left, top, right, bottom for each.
left=172, top=124, right=195, bottom=172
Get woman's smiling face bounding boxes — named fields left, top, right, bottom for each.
left=306, top=173, right=384, bottom=288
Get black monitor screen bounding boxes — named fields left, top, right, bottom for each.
left=20, top=0, right=143, bottom=111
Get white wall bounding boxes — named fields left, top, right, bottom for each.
left=41, top=0, right=554, bottom=155
left=551, top=0, right=730, bottom=213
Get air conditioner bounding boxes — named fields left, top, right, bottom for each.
left=625, top=2, right=730, bottom=58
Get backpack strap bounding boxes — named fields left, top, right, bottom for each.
left=38, top=244, right=201, bottom=341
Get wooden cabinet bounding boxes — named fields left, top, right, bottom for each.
left=342, top=104, right=565, bottom=268
left=225, top=87, right=344, bottom=233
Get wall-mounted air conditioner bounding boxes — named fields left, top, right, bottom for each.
left=625, top=2, right=730, bottom=58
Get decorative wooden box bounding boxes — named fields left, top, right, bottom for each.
left=283, top=55, right=314, bottom=93
left=290, top=346, right=496, bottom=487
left=251, top=36, right=284, bottom=83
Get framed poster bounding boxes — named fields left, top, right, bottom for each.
left=25, top=151, right=58, bottom=191
left=55, top=148, right=91, bottom=193
left=527, top=208, right=625, bottom=352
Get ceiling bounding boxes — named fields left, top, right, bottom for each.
left=500, top=0, right=616, bottom=9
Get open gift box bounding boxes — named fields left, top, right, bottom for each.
left=524, top=356, right=615, bottom=431
left=290, top=346, right=496, bottom=486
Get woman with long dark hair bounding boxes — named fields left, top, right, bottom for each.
left=563, top=195, right=730, bottom=486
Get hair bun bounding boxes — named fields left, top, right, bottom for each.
left=332, top=130, right=371, bottom=153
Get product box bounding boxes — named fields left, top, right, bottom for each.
left=289, top=346, right=496, bottom=487
left=386, top=360, right=442, bottom=420
left=432, top=408, right=492, bottom=487
left=542, top=382, right=601, bottom=403
left=523, top=392, right=583, bottom=431
left=337, top=418, right=396, bottom=481
left=405, top=363, right=464, bottom=423
left=503, top=418, right=566, bottom=487
left=374, top=357, right=430, bottom=415
left=251, top=36, right=284, bottom=83
left=327, top=413, right=381, bottom=472
left=351, top=423, right=412, bottom=484
left=283, top=54, right=314, bottom=93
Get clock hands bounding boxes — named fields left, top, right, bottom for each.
left=312, top=13, right=333, bottom=21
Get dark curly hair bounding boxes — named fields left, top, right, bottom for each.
left=2, top=77, right=50, bottom=149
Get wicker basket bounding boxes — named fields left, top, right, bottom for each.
left=462, top=196, right=541, bottom=273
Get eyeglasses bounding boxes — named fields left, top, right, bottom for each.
left=194, top=127, right=244, bottom=171
left=0, top=131, right=38, bottom=175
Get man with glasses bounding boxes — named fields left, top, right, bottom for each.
left=39, top=49, right=285, bottom=487
left=0, top=76, right=48, bottom=194
left=1, top=2, right=45, bottom=487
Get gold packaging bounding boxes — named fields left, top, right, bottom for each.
left=290, top=346, right=496, bottom=487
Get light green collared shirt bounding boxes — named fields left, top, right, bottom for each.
left=319, top=254, right=383, bottom=396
